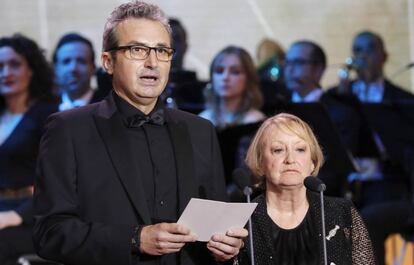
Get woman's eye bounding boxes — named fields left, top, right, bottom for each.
left=213, top=67, right=224, bottom=74
left=230, top=69, right=242, bottom=75
left=272, top=148, right=283, bottom=153
left=9, top=60, right=22, bottom=69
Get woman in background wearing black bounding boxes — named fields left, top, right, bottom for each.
left=0, top=34, right=57, bottom=265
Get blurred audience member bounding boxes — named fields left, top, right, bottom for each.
left=170, top=18, right=188, bottom=72
left=199, top=46, right=265, bottom=129
left=163, top=18, right=206, bottom=113
left=284, top=40, right=362, bottom=196
left=256, top=38, right=290, bottom=116
left=329, top=30, right=414, bottom=265
left=53, top=33, right=107, bottom=111
left=256, top=38, right=285, bottom=83
left=331, top=30, right=414, bottom=103
left=0, top=33, right=57, bottom=265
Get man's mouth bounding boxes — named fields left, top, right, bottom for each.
left=140, top=75, right=158, bottom=81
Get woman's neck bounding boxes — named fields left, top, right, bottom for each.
left=265, top=187, right=309, bottom=229
left=5, top=92, right=29, bottom=114
left=219, top=95, right=243, bottom=113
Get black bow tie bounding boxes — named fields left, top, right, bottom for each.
left=127, top=109, right=165, bottom=128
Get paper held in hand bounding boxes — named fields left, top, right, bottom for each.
left=177, top=198, right=257, bottom=241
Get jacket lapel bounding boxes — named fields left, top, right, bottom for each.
left=93, top=94, right=151, bottom=224
left=165, top=110, right=198, bottom=215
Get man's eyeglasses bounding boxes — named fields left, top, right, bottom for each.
left=107, top=45, right=175, bottom=62
left=285, top=59, right=316, bottom=68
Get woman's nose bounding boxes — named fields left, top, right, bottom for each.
left=0, top=65, right=11, bottom=76
left=285, top=150, right=295, bottom=164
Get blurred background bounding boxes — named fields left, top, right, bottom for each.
left=1, top=0, right=413, bottom=92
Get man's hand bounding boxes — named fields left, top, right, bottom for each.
left=0, top=211, right=23, bottom=230
left=140, top=223, right=197, bottom=255
left=207, top=227, right=248, bottom=262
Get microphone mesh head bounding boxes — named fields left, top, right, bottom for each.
left=304, top=176, right=326, bottom=192
left=232, top=168, right=251, bottom=190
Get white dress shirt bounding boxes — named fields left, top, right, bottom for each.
left=59, top=89, right=94, bottom=111
left=291, top=88, right=323, bottom=103
left=351, top=78, right=384, bottom=103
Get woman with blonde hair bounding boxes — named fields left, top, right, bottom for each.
left=237, top=113, right=375, bottom=265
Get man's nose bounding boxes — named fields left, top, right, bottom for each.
left=67, top=61, right=80, bottom=72
left=144, top=49, right=158, bottom=68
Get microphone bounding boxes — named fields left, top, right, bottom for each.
left=232, top=167, right=253, bottom=197
left=390, top=62, right=414, bottom=79
left=304, top=176, right=326, bottom=192
left=304, top=176, right=328, bottom=265
left=232, top=168, right=255, bottom=265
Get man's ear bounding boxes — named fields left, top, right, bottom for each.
left=101, top=52, right=114, bottom=74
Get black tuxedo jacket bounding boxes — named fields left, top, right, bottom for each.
left=382, top=79, right=414, bottom=103
left=33, top=93, right=227, bottom=265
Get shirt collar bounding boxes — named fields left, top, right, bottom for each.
left=113, top=91, right=165, bottom=121
left=291, top=88, right=323, bottom=103
left=352, top=78, right=384, bottom=103
left=59, top=89, right=94, bottom=111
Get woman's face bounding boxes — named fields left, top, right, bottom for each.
left=261, top=127, right=315, bottom=190
left=212, top=53, right=247, bottom=100
left=0, top=46, right=32, bottom=97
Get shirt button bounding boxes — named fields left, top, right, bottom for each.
left=160, top=200, right=164, bottom=206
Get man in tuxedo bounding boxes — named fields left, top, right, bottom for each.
left=53, top=33, right=108, bottom=111
left=328, top=31, right=414, bottom=265
left=33, top=1, right=246, bottom=265
left=162, top=18, right=206, bottom=113
left=331, top=30, right=414, bottom=103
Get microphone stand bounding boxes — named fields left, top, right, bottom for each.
left=243, top=186, right=255, bottom=265
left=319, top=186, right=327, bottom=265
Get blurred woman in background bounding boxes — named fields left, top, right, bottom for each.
left=199, top=45, right=265, bottom=129
left=0, top=33, right=57, bottom=265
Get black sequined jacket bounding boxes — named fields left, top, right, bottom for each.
left=237, top=191, right=376, bottom=265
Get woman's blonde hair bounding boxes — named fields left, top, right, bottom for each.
left=245, top=113, right=324, bottom=178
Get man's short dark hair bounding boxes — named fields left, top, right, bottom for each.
left=292, top=40, right=327, bottom=70
left=52, top=32, right=95, bottom=64
left=169, top=18, right=187, bottom=42
left=353, top=30, right=386, bottom=53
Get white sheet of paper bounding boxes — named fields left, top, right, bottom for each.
left=177, top=198, right=257, bottom=241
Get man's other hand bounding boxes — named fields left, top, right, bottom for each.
left=207, top=227, right=248, bottom=262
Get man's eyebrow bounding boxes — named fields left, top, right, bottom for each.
left=123, top=41, right=170, bottom=47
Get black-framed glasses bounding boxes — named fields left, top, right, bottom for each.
left=285, top=59, right=316, bottom=68
left=107, top=45, right=175, bottom=62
